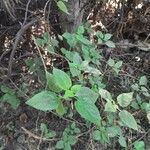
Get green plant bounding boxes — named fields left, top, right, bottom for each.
left=25, top=25, right=149, bottom=149
left=131, top=75, right=150, bottom=123
left=107, top=58, right=123, bottom=75
left=40, top=123, right=56, bottom=138
left=98, top=88, right=139, bottom=147
left=96, top=31, right=115, bottom=48
left=55, top=123, right=80, bottom=150
left=131, top=76, right=150, bottom=97
left=99, top=88, right=138, bottom=129
left=56, top=0, right=69, bottom=14
left=0, top=85, right=20, bottom=109
left=26, top=68, right=101, bottom=125
left=93, top=126, right=110, bottom=144
left=134, top=140, right=145, bottom=150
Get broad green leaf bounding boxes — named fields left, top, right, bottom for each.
left=141, top=87, right=150, bottom=97
left=75, top=34, right=91, bottom=45
left=57, top=1, right=69, bottom=14
left=80, top=60, right=89, bottom=69
left=136, top=94, right=142, bottom=104
left=46, top=71, right=62, bottom=92
left=1, top=85, right=15, bottom=95
left=2, top=93, right=20, bottom=109
left=56, top=140, right=64, bottom=149
left=56, top=100, right=66, bottom=116
left=96, top=31, right=104, bottom=39
left=62, top=32, right=72, bottom=40
left=113, top=67, right=120, bottom=75
left=118, top=136, right=127, bottom=147
left=143, top=92, right=150, bottom=97
left=74, top=128, right=80, bottom=134
left=107, top=58, right=115, bottom=67
left=61, top=48, right=74, bottom=61
left=64, top=143, right=71, bottom=150
left=139, top=76, right=147, bottom=86
left=64, top=90, right=74, bottom=99
left=141, top=102, right=150, bottom=111
left=100, top=131, right=110, bottom=143
left=47, top=45, right=55, bottom=53
left=45, top=131, right=56, bottom=138
left=107, top=126, right=122, bottom=137
left=131, top=101, right=139, bottom=110
left=81, top=45, right=91, bottom=60
left=119, top=110, right=138, bottom=130
left=76, top=87, right=99, bottom=103
left=117, top=92, right=133, bottom=107
left=134, top=141, right=145, bottom=150
left=103, top=33, right=112, bottom=41
left=83, top=65, right=102, bottom=75
left=105, top=40, right=115, bottom=48
left=98, top=38, right=102, bottom=44
left=69, top=63, right=81, bottom=77
left=62, top=33, right=76, bottom=47
left=93, top=129, right=109, bottom=143
left=75, top=100, right=101, bottom=125
left=50, top=38, right=59, bottom=47
left=131, top=83, right=139, bottom=91
left=35, top=38, right=45, bottom=48
left=71, top=85, right=82, bottom=94
left=53, top=68, right=72, bottom=90
left=43, top=32, right=49, bottom=43
left=93, top=130, right=101, bottom=141
left=68, top=135, right=77, bottom=145
left=40, top=123, right=48, bottom=134
left=77, top=25, right=85, bottom=34
left=140, top=86, right=150, bottom=97
left=40, top=123, right=56, bottom=138
left=73, top=52, right=82, bottom=65
left=104, top=101, right=118, bottom=112
left=70, top=122, right=76, bottom=129
left=47, top=37, right=59, bottom=52
left=107, top=113, right=116, bottom=124
left=26, top=91, right=59, bottom=111
left=99, top=89, right=113, bottom=101
left=114, top=61, right=123, bottom=68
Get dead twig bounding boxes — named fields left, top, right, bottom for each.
left=21, top=127, right=57, bottom=142
left=98, top=41, right=150, bottom=51
left=23, top=0, right=32, bottom=26
left=128, top=128, right=150, bottom=148
left=8, top=19, right=38, bottom=77
left=0, top=50, right=11, bottom=63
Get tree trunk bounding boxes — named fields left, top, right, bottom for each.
left=1, top=0, right=88, bottom=33
left=59, top=0, right=88, bottom=33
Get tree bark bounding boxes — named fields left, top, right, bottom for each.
left=59, top=0, right=88, bottom=33
left=1, top=0, right=88, bottom=33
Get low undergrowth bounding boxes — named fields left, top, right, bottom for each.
left=1, top=24, right=150, bottom=150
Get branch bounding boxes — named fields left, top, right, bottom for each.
left=8, top=19, right=38, bottom=77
